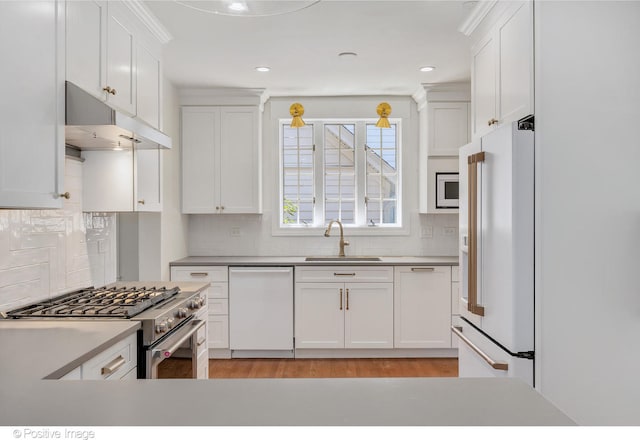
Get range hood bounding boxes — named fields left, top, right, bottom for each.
left=65, top=81, right=172, bottom=150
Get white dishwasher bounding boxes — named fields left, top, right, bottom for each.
left=228, top=266, right=294, bottom=357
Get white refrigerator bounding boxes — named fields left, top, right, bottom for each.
left=455, top=120, right=535, bottom=386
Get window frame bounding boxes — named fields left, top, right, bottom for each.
left=275, top=118, right=408, bottom=236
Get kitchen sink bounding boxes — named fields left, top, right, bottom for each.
left=305, top=256, right=382, bottom=262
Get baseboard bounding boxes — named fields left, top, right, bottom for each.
left=294, top=348, right=458, bottom=359
left=208, top=348, right=232, bottom=359
left=231, top=350, right=295, bottom=359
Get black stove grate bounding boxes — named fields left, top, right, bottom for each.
left=5, top=286, right=180, bottom=319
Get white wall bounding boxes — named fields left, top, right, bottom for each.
left=0, top=158, right=117, bottom=312
left=188, top=95, right=459, bottom=257
left=535, top=1, right=640, bottom=425
left=159, top=80, right=189, bottom=279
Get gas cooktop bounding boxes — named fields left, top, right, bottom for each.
left=4, top=286, right=180, bottom=319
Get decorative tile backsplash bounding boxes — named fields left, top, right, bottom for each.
left=0, top=159, right=117, bottom=312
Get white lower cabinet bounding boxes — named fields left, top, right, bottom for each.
left=59, top=332, right=137, bottom=380
left=170, top=266, right=230, bottom=358
left=393, top=266, right=452, bottom=349
left=294, top=266, right=394, bottom=349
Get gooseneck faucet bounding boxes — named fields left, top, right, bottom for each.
left=324, top=220, right=349, bottom=257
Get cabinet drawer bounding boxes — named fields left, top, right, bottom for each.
left=171, top=266, right=228, bottom=282
left=295, top=266, right=394, bottom=283
left=196, top=321, right=208, bottom=356
left=197, top=349, right=209, bottom=379
left=82, top=332, right=137, bottom=380
left=208, top=315, right=229, bottom=349
left=451, top=266, right=460, bottom=282
left=208, top=298, right=228, bottom=315
left=209, top=282, right=229, bottom=299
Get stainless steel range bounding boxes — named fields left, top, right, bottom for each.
left=3, top=283, right=207, bottom=379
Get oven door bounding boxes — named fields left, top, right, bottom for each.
left=145, top=318, right=206, bottom=379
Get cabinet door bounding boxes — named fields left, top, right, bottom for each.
left=0, top=0, right=64, bottom=209
left=106, top=7, right=135, bottom=115
left=136, top=42, right=161, bottom=129
left=82, top=150, right=134, bottom=212
left=295, top=283, right=344, bottom=349
left=219, top=107, right=260, bottom=213
left=134, top=148, right=161, bottom=212
left=394, top=267, right=451, bottom=348
left=181, top=107, right=220, bottom=213
left=208, top=315, right=229, bottom=349
left=471, top=32, right=497, bottom=139
left=497, top=1, right=533, bottom=124
left=66, top=0, right=107, bottom=99
left=344, top=283, right=394, bottom=349
left=428, top=102, right=470, bottom=156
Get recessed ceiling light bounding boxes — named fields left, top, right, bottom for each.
left=338, top=52, right=358, bottom=58
left=255, top=66, right=270, bottom=72
left=228, top=2, right=248, bottom=12
left=419, top=66, right=436, bottom=72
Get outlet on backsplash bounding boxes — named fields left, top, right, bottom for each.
left=421, top=226, right=434, bottom=238
left=443, top=226, right=457, bottom=237
left=230, top=227, right=242, bottom=237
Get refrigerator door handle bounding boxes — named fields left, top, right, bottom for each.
left=467, top=152, right=485, bottom=316
left=451, top=326, right=508, bottom=371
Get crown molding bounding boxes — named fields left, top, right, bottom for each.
left=122, top=0, right=174, bottom=44
left=458, top=0, right=498, bottom=36
left=411, top=87, right=427, bottom=112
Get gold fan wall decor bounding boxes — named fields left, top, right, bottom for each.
left=290, top=103, right=305, bottom=127
left=375, top=102, right=392, bottom=128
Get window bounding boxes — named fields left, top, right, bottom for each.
left=279, top=119, right=401, bottom=231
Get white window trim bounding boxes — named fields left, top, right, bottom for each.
left=273, top=118, right=408, bottom=237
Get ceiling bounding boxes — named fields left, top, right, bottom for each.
left=145, top=0, right=475, bottom=96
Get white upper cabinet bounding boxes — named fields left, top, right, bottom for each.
left=66, top=0, right=163, bottom=126
left=66, top=0, right=107, bottom=101
left=428, top=102, right=470, bottom=156
left=105, top=6, right=136, bottom=115
left=136, top=43, right=162, bottom=129
left=0, top=0, right=65, bottom=209
left=181, top=106, right=261, bottom=214
left=82, top=148, right=161, bottom=212
left=469, top=1, right=533, bottom=139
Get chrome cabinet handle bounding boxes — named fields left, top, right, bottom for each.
left=189, top=272, right=208, bottom=277
left=411, top=267, right=435, bottom=272
left=451, top=326, right=508, bottom=371
left=101, top=355, right=126, bottom=375
left=334, top=273, right=356, bottom=277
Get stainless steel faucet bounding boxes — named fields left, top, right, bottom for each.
left=324, top=220, right=349, bottom=257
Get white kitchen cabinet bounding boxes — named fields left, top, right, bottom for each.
left=428, top=102, right=470, bottom=156
left=181, top=106, right=261, bottom=214
left=170, top=266, right=230, bottom=358
left=59, top=332, right=138, bottom=380
left=470, top=1, right=533, bottom=139
left=394, top=266, right=452, bottom=349
left=81, top=148, right=161, bottom=212
left=451, top=266, right=460, bottom=348
left=66, top=1, right=163, bottom=127
left=0, top=0, right=65, bottom=209
left=295, top=266, right=394, bottom=349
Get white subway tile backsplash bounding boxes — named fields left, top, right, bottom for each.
left=0, top=159, right=117, bottom=312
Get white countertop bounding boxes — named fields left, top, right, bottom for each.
left=0, top=376, right=573, bottom=426
left=171, top=256, right=459, bottom=266
left=0, top=282, right=574, bottom=426
left=0, top=320, right=140, bottom=380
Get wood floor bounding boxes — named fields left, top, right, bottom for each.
left=158, top=358, right=458, bottom=379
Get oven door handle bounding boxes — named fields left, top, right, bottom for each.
left=152, top=319, right=205, bottom=359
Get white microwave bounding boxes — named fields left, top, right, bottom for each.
left=435, top=172, right=459, bottom=209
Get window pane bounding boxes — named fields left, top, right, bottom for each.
left=324, top=124, right=356, bottom=224
left=282, top=124, right=314, bottom=225
left=365, top=124, right=398, bottom=225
